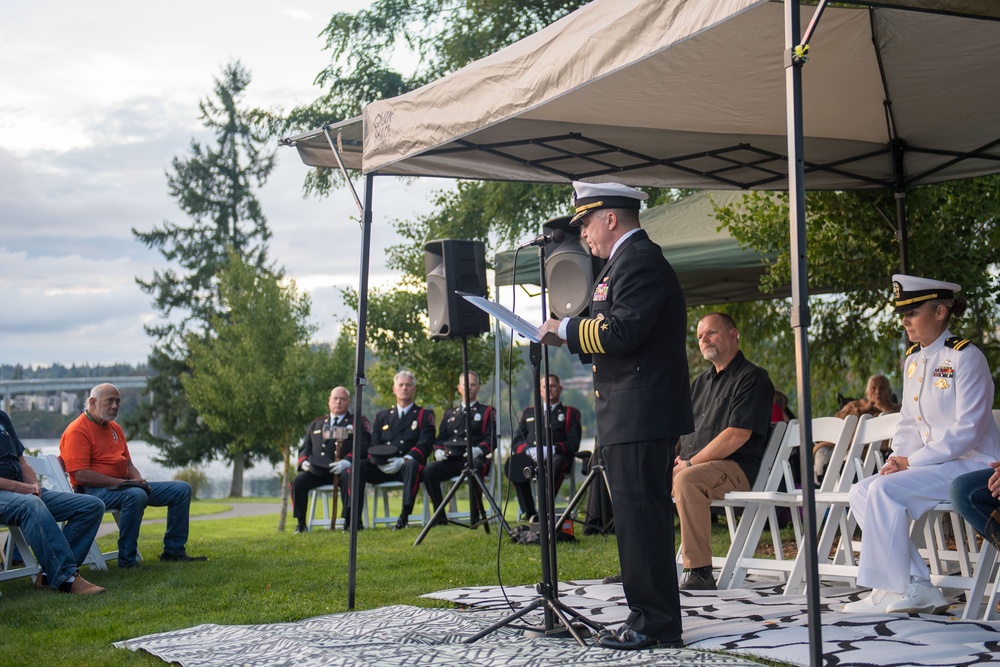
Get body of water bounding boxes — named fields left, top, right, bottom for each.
left=21, top=436, right=601, bottom=500
left=24, top=439, right=284, bottom=499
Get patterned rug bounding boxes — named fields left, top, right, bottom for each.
left=115, top=581, right=1000, bottom=667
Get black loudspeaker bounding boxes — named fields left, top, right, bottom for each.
left=543, top=216, right=606, bottom=318
left=425, top=239, right=489, bottom=340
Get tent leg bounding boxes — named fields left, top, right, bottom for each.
left=347, top=172, right=375, bottom=610
left=786, top=2, right=823, bottom=666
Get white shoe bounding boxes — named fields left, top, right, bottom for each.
left=884, top=581, right=950, bottom=614
left=842, top=588, right=904, bottom=613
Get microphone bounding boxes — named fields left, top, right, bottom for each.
left=517, top=229, right=566, bottom=249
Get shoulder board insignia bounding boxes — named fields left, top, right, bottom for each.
left=945, top=336, right=971, bottom=351
left=905, top=343, right=920, bottom=356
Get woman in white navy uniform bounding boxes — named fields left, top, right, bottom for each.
left=844, top=275, right=1000, bottom=614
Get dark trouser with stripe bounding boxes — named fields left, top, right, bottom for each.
left=601, top=438, right=682, bottom=642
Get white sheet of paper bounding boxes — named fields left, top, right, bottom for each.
left=459, top=292, right=541, bottom=343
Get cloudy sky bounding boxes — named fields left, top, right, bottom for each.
left=0, top=0, right=456, bottom=368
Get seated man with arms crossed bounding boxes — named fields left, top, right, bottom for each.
left=60, top=383, right=207, bottom=568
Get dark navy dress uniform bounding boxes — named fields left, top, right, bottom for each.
left=291, top=411, right=369, bottom=526
left=423, top=402, right=496, bottom=512
left=504, top=403, right=582, bottom=519
left=565, top=227, right=693, bottom=644
left=349, top=404, right=436, bottom=515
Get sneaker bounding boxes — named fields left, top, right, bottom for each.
left=679, top=568, right=717, bottom=591
left=885, top=581, right=950, bottom=614
left=842, top=588, right=904, bottom=613
left=159, top=552, right=208, bottom=562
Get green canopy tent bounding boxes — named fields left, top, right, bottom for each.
left=495, top=190, right=812, bottom=306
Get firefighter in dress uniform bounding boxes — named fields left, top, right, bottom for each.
left=423, top=371, right=496, bottom=521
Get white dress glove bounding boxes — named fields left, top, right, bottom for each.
left=330, top=459, right=351, bottom=475
left=527, top=447, right=538, bottom=462
left=434, top=449, right=448, bottom=462
left=379, top=457, right=404, bottom=475
left=301, top=460, right=312, bottom=472
left=471, top=446, right=484, bottom=459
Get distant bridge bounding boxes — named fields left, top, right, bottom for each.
left=0, top=376, right=149, bottom=395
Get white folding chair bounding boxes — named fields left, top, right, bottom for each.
left=675, top=420, right=788, bottom=579
left=26, top=454, right=136, bottom=569
left=0, top=525, right=41, bottom=582
left=781, top=412, right=902, bottom=593
left=368, top=481, right=427, bottom=528
left=306, top=484, right=356, bottom=530
left=919, top=409, right=1000, bottom=619
left=718, top=415, right=857, bottom=589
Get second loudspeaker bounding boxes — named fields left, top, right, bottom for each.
left=543, top=216, right=606, bottom=319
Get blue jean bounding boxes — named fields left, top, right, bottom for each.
left=83, top=481, right=193, bottom=566
left=950, top=468, right=999, bottom=537
left=0, top=488, right=105, bottom=588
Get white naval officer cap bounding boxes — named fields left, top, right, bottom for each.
left=570, top=181, right=648, bottom=225
left=891, top=274, right=961, bottom=314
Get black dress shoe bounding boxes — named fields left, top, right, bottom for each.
left=294, top=524, right=308, bottom=533
left=393, top=516, right=409, bottom=530
left=159, top=552, right=208, bottom=562
left=602, top=572, right=623, bottom=584
left=596, top=628, right=683, bottom=651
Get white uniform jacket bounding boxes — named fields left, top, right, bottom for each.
left=891, top=329, right=1000, bottom=467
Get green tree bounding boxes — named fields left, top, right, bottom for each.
left=129, top=61, right=278, bottom=485
left=182, top=252, right=334, bottom=521
left=280, top=0, right=589, bottom=409
left=715, top=183, right=1000, bottom=415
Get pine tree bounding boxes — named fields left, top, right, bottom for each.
left=128, top=61, right=277, bottom=495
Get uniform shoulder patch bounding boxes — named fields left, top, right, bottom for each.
left=945, top=336, right=972, bottom=351
left=905, top=342, right=920, bottom=356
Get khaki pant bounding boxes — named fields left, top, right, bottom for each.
left=673, top=459, right=749, bottom=569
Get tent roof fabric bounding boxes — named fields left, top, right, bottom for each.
left=284, top=0, right=1000, bottom=193
left=494, top=191, right=802, bottom=306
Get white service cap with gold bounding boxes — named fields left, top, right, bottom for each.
left=891, top=274, right=961, bottom=313
left=570, top=181, right=648, bottom=225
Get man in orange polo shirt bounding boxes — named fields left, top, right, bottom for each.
left=60, top=383, right=207, bottom=568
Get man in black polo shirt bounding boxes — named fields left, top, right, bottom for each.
left=673, top=312, right=774, bottom=590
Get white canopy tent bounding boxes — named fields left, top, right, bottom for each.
left=289, top=0, right=1000, bottom=188
left=282, top=1, right=1000, bottom=660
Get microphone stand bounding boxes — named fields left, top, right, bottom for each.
left=464, top=239, right=600, bottom=646
left=414, top=335, right=512, bottom=545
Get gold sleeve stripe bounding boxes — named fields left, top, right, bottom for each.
left=578, top=318, right=605, bottom=354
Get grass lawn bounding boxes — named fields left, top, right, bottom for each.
left=1, top=497, right=789, bottom=666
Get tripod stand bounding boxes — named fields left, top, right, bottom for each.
left=414, top=335, right=512, bottom=546
left=464, top=244, right=601, bottom=645
left=556, top=450, right=615, bottom=535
